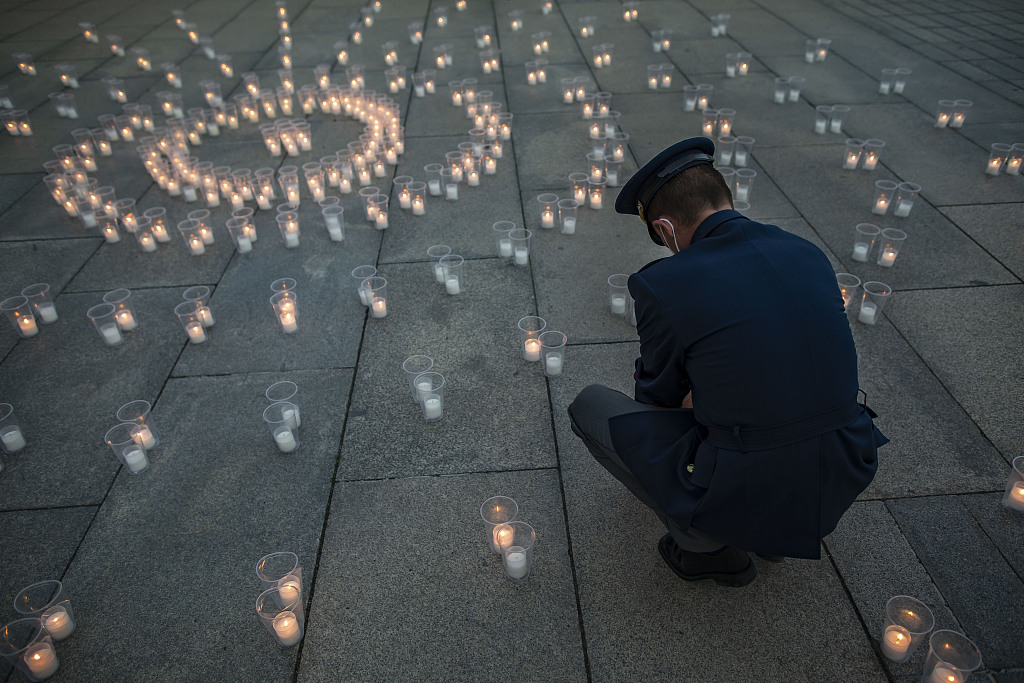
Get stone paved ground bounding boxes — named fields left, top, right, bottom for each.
left=0, top=0, right=1022, bottom=680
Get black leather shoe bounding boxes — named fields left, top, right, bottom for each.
left=756, top=554, right=785, bottom=563
left=658, top=534, right=757, bottom=587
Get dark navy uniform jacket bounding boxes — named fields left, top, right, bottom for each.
left=609, top=210, right=886, bottom=559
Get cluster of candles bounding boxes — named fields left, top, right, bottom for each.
left=985, top=142, right=1024, bottom=176
left=836, top=272, right=892, bottom=326
left=425, top=245, right=466, bottom=295
left=351, top=266, right=388, bottom=318
left=255, top=552, right=305, bottom=647
left=872, top=181, right=919, bottom=217
left=401, top=356, right=446, bottom=421
left=84, top=288, right=140, bottom=347
left=517, top=316, right=566, bottom=378
left=804, top=38, right=833, bottom=63
left=875, top=596, right=983, bottom=682
left=102, top=400, right=160, bottom=474
left=268, top=278, right=301, bottom=333
left=934, top=100, right=972, bottom=129
left=844, top=139, right=886, bottom=171
left=814, top=104, right=852, bottom=135
left=263, top=380, right=302, bottom=451
left=1004, top=456, right=1024, bottom=512
left=175, top=286, right=216, bottom=343
left=1, top=284, right=58, bottom=340
left=0, top=580, right=77, bottom=680
left=480, top=497, right=537, bottom=581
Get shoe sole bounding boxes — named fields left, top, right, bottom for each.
left=658, top=536, right=758, bottom=588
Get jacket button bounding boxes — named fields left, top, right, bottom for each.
left=686, top=463, right=694, bottom=474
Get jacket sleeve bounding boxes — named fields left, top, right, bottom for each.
left=629, top=272, right=691, bottom=407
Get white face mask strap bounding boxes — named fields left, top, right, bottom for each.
left=658, top=218, right=680, bottom=251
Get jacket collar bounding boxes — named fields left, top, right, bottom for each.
left=690, top=209, right=743, bottom=246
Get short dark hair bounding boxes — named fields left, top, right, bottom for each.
left=645, top=164, right=733, bottom=228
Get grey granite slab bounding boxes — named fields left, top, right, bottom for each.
left=885, top=285, right=1024, bottom=461
left=170, top=202, right=379, bottom=376
left=824, top=500, right=963, bottom=678
left=297, top=470, right=587, bottom=683
left=0, top=238, right=101, bottom=322
left=939, top=203, right=1024, bottom=282
left=753, top=145, right=1020, bottom=289
left=962, top=493, right=1024, bottom=581
left=888, top=495, right=1024, bottom=670
left=547, top=342, right=888, bottom=682
left=379, top=135, right=527, bottom=263
left=513, top=110, right=602, bottom=190
left=337, top=259, right=555, bottom=480
left=53, top=369, right=350, bottom=682
left=0, top=288, right=187, bottom=510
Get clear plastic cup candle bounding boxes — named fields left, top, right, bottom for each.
left=256, top=585, right=304, bottom=647
left=369, top=193, right=389, bottom=229
left=879, top=595, right=934, bottom=663
left=403, top=356, right=434, bottom=404
left=346, top=266, right=374, bottom=305
left=1002, top=456, right=1024, bottom=512
left=607, top=274, right=630, bottom=316
left=364, top=277, right=388, bottom=319
left=540, top=330, right=567, bottom=377
left=264, top=401, right=300, bottom=453
left=1006, top=144, right=1024, bottom=176
left=96, top=210, right=121, bottom=244
left=717, top=108, right=736, bottom=136
left=702, top=109, right=719, bottom=137
left=935, top=100, right=956, bottom=128
left=558, top=199, right=579, bottom=234
left=19, top=284, right=58, bottom=325
left=604, top=156, right=623, bottom=186
left=439, top=255, right=465, bottom=295
left=588, top=178, right=606, bottom=210
left=731, top=136, right=754, bottom=167
left=922, top=630, right=982, bottom=683
left=102, top=288, right=140, bottom=332
left=182, top=286, right=214, bottom=328
left=320, top=205, right=344, bottom=241
left=518, top=315, right=546, bottom=362
left=893, top=68, right=911, bottom=93
left=492, top=221, right=515, bottom=260
left=893, top=182, right=920, bottom=217
left=878, top=68, right=897, bottom=95
left=269, top=291, right=299, bottom=333
left=178, top=219, right=206, bottom=256
left=733, top=169, right=756, bottom=203
left=828, top=105, right=850, bottom=134
left=814, top=105, right=832, bottom=134
left=255, top=551, right=303, bottom=600
left=862, top=139, right=885, bottom=171
left=105, top=422, right=150, bottom=473
left=858, top=281, right=891, bottom=326
left=0, top=403, right=26, bottom=454
left=0, top=618, right=59, bottom=681
left=116, top=399, right=160, bottom=450
left=836, top=273, right=860, bottom=311
left=508, top=228, right=531, bottom=267
left=174, top=301, right=208, bottom=343
left=696, top=84, right=713, bottom=111
left=717, top=135, right=737, bottom=166
left=481, top=496, right=519, bottom=553
left=86, top=303, right=122, bottom=347
left=852, top=223, right=880, bottom=263
left=987, top=143, right=1011, bottom=176
left=276, top=211, right=300, bottom=248
left=414, top=372, right=445, bottom=421
left=843, top=139, right=864, bottom=170
left=876, top=229, right=907, bottom=268
left=950, top=100, right=972, bottom=128
left=265, top=382, right=301, bottom=431
left=13, top=580, right=76, bottom=644
left=499, top=521, right=536, bottom=581
left=226, top=217, right=253, bottom=253
left=872, top=180, right=898, bottom=216
left=785, top=76, right=804, bottom=103
left=440, top=169, right=459, bottom=201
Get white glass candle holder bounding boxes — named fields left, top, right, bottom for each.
left=1002, top=456, right=1024, bottom=512
left=872, top=180, right=898, bottom=215
left=518, top=315, right=546, bottom=362
left=893, top=182, right=920, bottom=217
left=852, top=223, right=880, bottom=263
left=87, top=303, right=123, bottom=347
left=558, top=199, right=579, bottom=234
left=876, top=229, right=907, bottom=268
left=174, top=301, right=207, bottom=344
left=499, top=521, right=536, bottom=581
left=880, top=595, right=934, bottom=662
left=862, top=139, right=885, bottom=171
left=256, top=586, right=304, bottom=647
left=836, top=273, right=860, bottom=311
left=607, top=274, right=631, bottom=316
left=105, top=422, right=150, bottom=473
left=0, top=619, right=58, bottom=681
left=264, top=401, right=300, bottom=452
left=0, top=403, right=26, bottom=454
left=439, top=255, right=465, bottom=295
left=102, top=288, right=140, bottom=332
left=116, top=399, right=160, bottom=450
left=922, top=631, right=982, bottom=683
left=858, top=281, right=891, bottom=326
left=843, top=139, right=864, bottom=170
left=481, top=496, right=519, bottom=553
left=403, top=356, right=434, bottom=404
left=413, top=370, right=445, bottom=421
left=364, top=277, right=388, bottom=318
left=20, top=284, right=58, bottom=325
left=540, top=330, right=566, bottom=377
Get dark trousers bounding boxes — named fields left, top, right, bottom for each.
left=567, top=384, right=724, bottom=553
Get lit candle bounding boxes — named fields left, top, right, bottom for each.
left=123, top=445, right=148, bottom=472
left=423, top=396, right=442, bottom=419
left=399, top=189, right=411, bottom=209
left=540, top=210, right=555, bottom=228
left=858, top=302, right=878, bottom=325
left=273, top=611, right=302, bottom=645
left=935, top=112, right=949, bottom=128
left=375, top=211, right=389, bottom=229
left=844, top=153, right=859, bottom=170
left=610, top=295, right=627, bottom=315
left=880, top=624, right=911, bottom=661
left=1006, top=482, right=1024, bottom=511
left=505, top=547, right=529, bottom=579
left=132, top=424, right=156, bottom=449
left=545, top=355, right=563, bottom=376
left=188, top=237, right=206, bottom=255
left=862, top=153, right=879, bottom=171
left=878, top=248, right=897, bottom=268
left=524, top=339, right=541, bottom=362
left=279, top=311, right=298, bottom=333
left=445, top=277, right=460, bottom=295
left=18, top=314, right=39, bottom=337
left=589, top=191, right=603, bottom=210
left=44, top=606, right=76, bottom=641
left=493, top=523, right=514, bottom=552
left=0, top=425, right=27, bottom=451
left=181, top=322, right=205, bottom=345
left=873, top=198, right=888, bottom=216
left=484, top=158, right=497, bottom=175
left=734, top=185, right=750, bottom=202
left=987, top=158, right=1002, bottom=175
left=274, top=426, right=298, bottom=452
left=371, top=297, right=387, bottom=318
left=514, top=247, right=529, bottom=266
left=412, top=198, right=425, bottom=215
left=116, top=309, right=138, bottom=331
left=339, top=176, right=352, bottom=194
left=278, top=576, right=301, bottom=605
left=100, top=322, right=122, bottom=346
left=950, top=113, right=964, bottom=128
left=927, top=665, right=963, bottom=683
left=23, top=642, right=59, bottom=679
left=852, top=243, right=869, bottom=262
left=103, top=225, right=121, bottom=243
left=467, top=171, right=479, bottom=186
